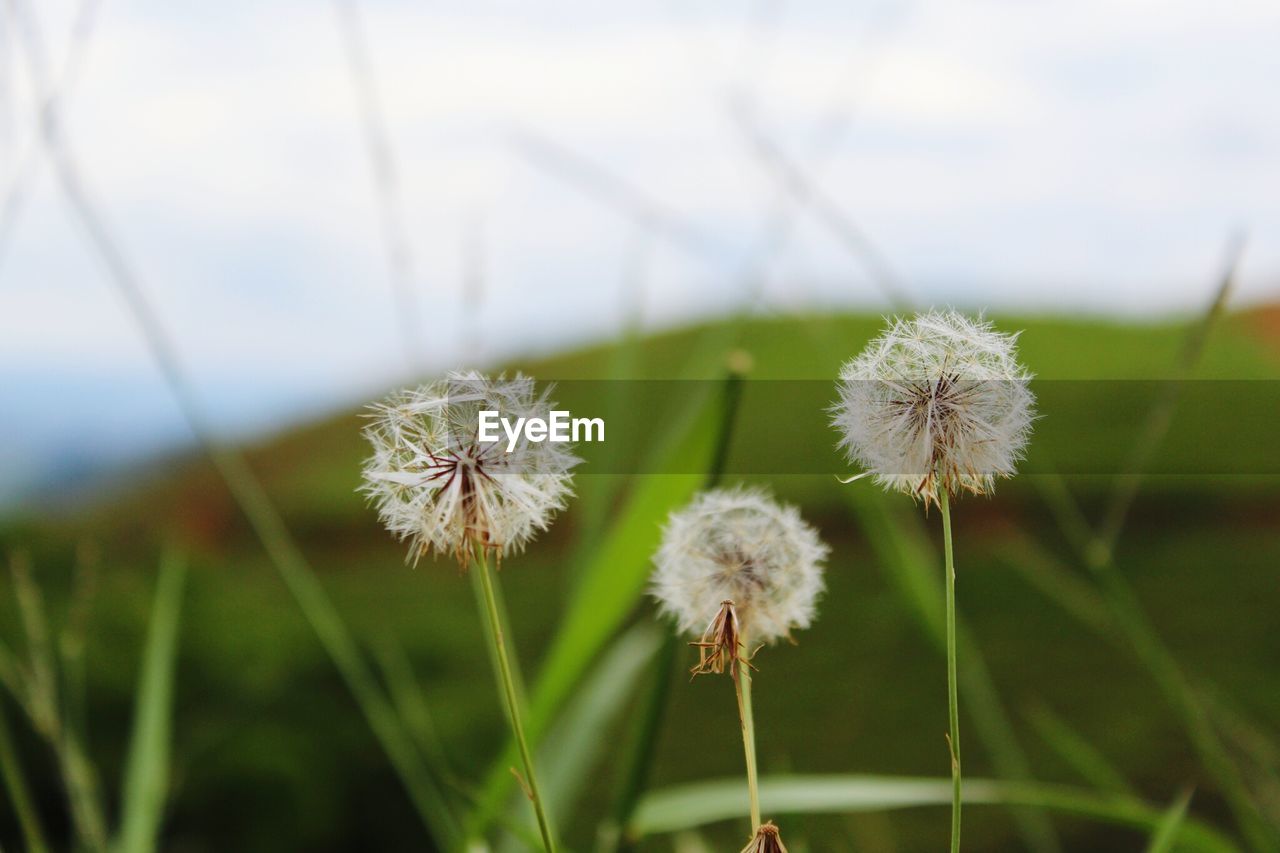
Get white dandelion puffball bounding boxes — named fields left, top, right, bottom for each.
left=361, top=372, right=579, bottom=564
left=650, top=487, right=828, bottom=645
left=832, top=310, right=1035, bottom=506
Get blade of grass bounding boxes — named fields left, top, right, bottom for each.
left=992, top=528, right=1112, bottom=639
left=1088, top=559, right=1268, bottom=849
left=58, top=542, right=98, bottom=754
left=370, top=634, right=454, bottom=790
left=730, top=107, right=913, bottom=310
left=672, top=831, right=715, bottom=853
left=604, top=362, right=747, bottom=851
left=605, top=632, right=679, bottom=853
left=631, top=775, right=1238, bottom=853
left=1001, top=531, right=1275, bottom=847
left=1095, top=235, right=1242, bottom=555
left=7, top=552, right=56, bottom=735
left=333, top=0, right=422, bottom=371
left=1025, top=702, right=1135, bottom=796
left=1146, top=788, right=1195, bottom=853
left=1029, top=239, right=1273, bottom=850
left=568, top=228, right=654, bottom=557
left=116, top=548, right=187, bottom=853
left=8, top=550, right=108, bottom=850
left=0, top=699, right=48, bottom=853
left=495, top=624, right=662, bottom=851
left=0, top=640, right=26, bottom=709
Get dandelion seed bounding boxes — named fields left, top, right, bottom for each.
left=831, top=310, right=1035, bottom=508
left=740, top=822, right=788, bottom=853
left=649, top=487, right=828, bottom=652
left=361, top=371, right=579, bottom=566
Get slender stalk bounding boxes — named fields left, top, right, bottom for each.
left=0, top=701, right=49, bottom=853
left=472, top=545, right=557, bottom=852
left=735, top=651, right=761, bottom=830
left=940, top=490, right=961, bottom=853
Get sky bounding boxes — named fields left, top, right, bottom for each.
left=2, top=0, right=1279, bottom=502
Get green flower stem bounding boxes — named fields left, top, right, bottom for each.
left=735, top=653, right=762, bottom=830
left=473, top=545, right=557, bottom=852
left=941, top=490, right=962, bottom=853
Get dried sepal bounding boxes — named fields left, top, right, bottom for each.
left=740, top=822, right=788, bottom=853
left=689, top=599, right=759, bottom=679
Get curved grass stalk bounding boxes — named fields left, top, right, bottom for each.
left=632, top=775, right=1239, bottom=853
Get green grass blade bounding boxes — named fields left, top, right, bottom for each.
left=631, top=775, right=1238, bottom=853
left=1096, top=237, right=1239, bottom=553
left=115, top=548, right=187, bottom=853
left=1026, top=702, right=1134, bottom=796
left=467, top=377, right=723, bottom=835
left=1013, top=249, right=1274, bottom=845
left=1147, top=788, right=1195, bottom=853
left=220, top=451, right=464, bottom=848
left=7, top=552, right=57, bottom=734
left=994, top=529, right=1112, bottom=638
left=0, top=698, right=49, bottom=853
left=8, top=552, right=108, bottom=849
left=58, top=543, right=99, bottom=759
left=368, top=635, right=469, bottom=835
left=370, top=634, right=453, bottom=784
left=567, top=232, right=653, bottom=555
left=672, top=831, right=716, bottom=853
left=606, top=631, right=678, bottom=852
left=0, top=641, right=29, bottom=715
left=497, top=624, right=661, bottom=850
left=1004, top=530, right=1273, bottom=849
left=602, top=362, right=745, bottom=851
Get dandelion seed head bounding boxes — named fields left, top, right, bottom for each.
left=361, top=372, right=578, bottom=565
left=831, top=310, right=1035, bottom=507
left=650, top=487, right=828, bottom=646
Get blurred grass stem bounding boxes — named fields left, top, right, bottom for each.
left=472, top=544, right=558, bottom=852
left=0, top=700, right=49, bottom=853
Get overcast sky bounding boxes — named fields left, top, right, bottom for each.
left=2, top=0, right=1279, bottom=499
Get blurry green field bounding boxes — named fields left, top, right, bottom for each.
left=2, top=309, right=1278, bottom=851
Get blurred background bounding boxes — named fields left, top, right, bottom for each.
left=1, top=0, right=1278, bottom=850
